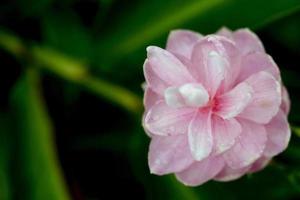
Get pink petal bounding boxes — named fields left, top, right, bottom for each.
left=166, top=30, right=202, bottom=59
left=214, top=165, right=250, bottom=182
left=215, top=82, right=253, bottom=119
left=175, top=156, right=224, bottom=186
left=191, top=36, right=240, bottom=96
left=212, top=115, right=242, bottom=155
left=144, top=46, right=195, bottom=94
left=238, top=71, right=281, bottom=124
left=144, top=101, right=195, bottom=136
left=216, top=27, right=233, bottom=39
left=144, top=87, right=162, bottom=111
left=232, top=28, right=265, bottom=55
left=148, top=134, right=194, bottom=175
left=237, top=52, right=280, bottom=82
left=188, top=110, right=213, bottom=161
left=264, top=109, right=291, bottom=157
left=249, top=156, right=271, bottom=173
left=164, top=86, right=185, bottom=108
left=223, top=120, right=267, bottom=169
left=281, top=86, right=291, bottom=115
left=143, top=59, right=169, bottom=94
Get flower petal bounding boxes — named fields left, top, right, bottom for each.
left=215, top=82, right=253, bottom=119
left=224, top=120, right=267, bottom=169
left=238, top=71, right=281, bottom=124
left=214, top=165, right=250, bottom=182
left=232, top=28, right=265, bottom=55
left=148, top=134, right=194, bottom=175
left=164, top=86, right=185, bottom=108
left=144, top=46, right=195, bottom=94
left=191, top=36, right=239, bottom=96
left=144, top=87, right=162, bottom=111
left=144, top=101, right=195, bottom=136
left=212, top=115, right=242, bottom=154
left=143, top=59, right=169, bottom=94
left=216, top=27, right=233, bottom=39
left=249, top=156, right=271, bottom=173
left=281, top=86, right=291, bottom=115
left=188, top=111, right=213, bottom=161
left=264, top=109, right=291, bottom=157
left=179, top=83, right=209, bottom=107
left=166, top=30, right=202, bottom=59
left=175, top=156, right=224, bottom=186
left=237, top=52, right=280, bottom=82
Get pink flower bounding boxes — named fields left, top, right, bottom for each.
left=142, top=27, right=291, bottom=186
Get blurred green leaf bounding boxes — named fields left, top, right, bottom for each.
left=0, top=114, right=12, bottom=200
left=11, top=69, right=70, bottom=200
left=266, top=12, right=300, bottom=54
left=17, top=0, right=53, bottom=16
left=95, top=0, right=300, bottom=68
left=42, top=11, right=92, bottom=61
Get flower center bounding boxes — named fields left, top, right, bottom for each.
left=164, top=83, right=209, bottom=108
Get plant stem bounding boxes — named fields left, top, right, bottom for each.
left=0, top=29, right=143, bottom=115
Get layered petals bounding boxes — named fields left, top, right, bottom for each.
left=232, top=28, right=265, bottom=55
left=166, top=30, right=202, bottom=58
left=223, top=120, right=267, bottom=169
left=214, top=165, right=250, bottom=182
left=264, top=110, right=291, bottom=157
left=144, top=87, right=162, bottom=111
left=191, top=36, right=238, bottom=96
left=144, top=101, right=195, bottom=136
left=142, top=28, right=290, bottom=187
left=238, top=71, right=281, bottom=124
left=212, top=115, right=242, bottom=154
left=215, top=82, right=253, bottom=119
left=149, top=134, right=194, bottom=175
left=238, top=52, right=280, bottom=82
left=176, top=156, right=224, bottom=186
left=144, top=46, right=195, bottom=94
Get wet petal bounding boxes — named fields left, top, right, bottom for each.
left=224, top=120, right=267, bottom=169
left=144, top=87, right=162, bottom=111
left=233, top=28, right=265, bottom=55
left=188, top=111, right=213, bottom=161
left=144, top=101, right=195, bottom=136
left=166, top=30, right=202, bottom=58
left=191, top=36, right=239, bottom=95
left=238, top=52, right=280, bottom=82
left=264, top=109, right=291, bottom=157
left=212, top=115, right=241, bottom=154
left=238, top=71, right=281, bottom=124
left=216, top=82, right=253, bottom=119
left=214, top=165, right=250, bottom=182
left=176, top=156, right=224, bottom=186
left=179, top=83, right=209, bottom=107
left=149, top=134, right=194, bottom=175
left=249, top=156, right=271, bottom=173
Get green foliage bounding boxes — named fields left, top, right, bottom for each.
left=95, top=0, right=300, bottom=69
left=42, top=11, right=92, bottom=60
left=10, top=69, right=70, bottom=200
left=0, top=114, right=12, bottom=200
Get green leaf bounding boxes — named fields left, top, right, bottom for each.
left=95, top=0, right=300, bottom=68
left=17, top=0, right=53, bottom=16
left=41, top=11, right=92, bottom=61
left=11, top=69, right=70, bottom=200
left=0, top=113, right=12, bottom=200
